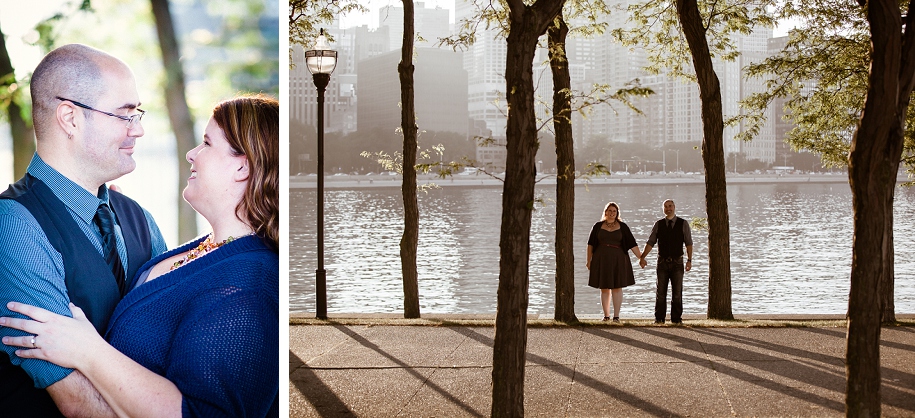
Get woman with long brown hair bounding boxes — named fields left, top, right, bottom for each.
left=2, top=94, right=279, bottom=417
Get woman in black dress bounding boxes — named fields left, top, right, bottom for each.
left=586, top=202, right=643, bottom=322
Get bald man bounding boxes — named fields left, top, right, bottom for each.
left=639, top=199, right=693, bottom=324
left=0, top=44, right=167, bottom=417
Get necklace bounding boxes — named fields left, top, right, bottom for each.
left=170, top=233, right=245, bottom=271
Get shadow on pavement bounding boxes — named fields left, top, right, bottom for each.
left=796, top=326, right=915, bottom=412
left=600, top=327, right=847, bottom=413
left=329, top=325, right=484, bottom=417
left=449, top=327, right=681, bottom=416
left=803, top=326, right=915, bottom=354
left=290, top=351, right=353, bottom=417
left=690, top=327, right=844, bottom=362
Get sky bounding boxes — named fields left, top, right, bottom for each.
left=338, top=0, right=456, bottom=29
left=337, top=0, right=794, bottom=36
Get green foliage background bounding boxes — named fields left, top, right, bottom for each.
left=0, top=0, right=279, bottom=245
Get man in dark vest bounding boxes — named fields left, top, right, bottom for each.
left=0, top=44, right=167, bottom=417
left=639, top=199, right=693, bottom=324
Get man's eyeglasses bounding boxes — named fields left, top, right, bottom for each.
left=56, top=97, right=145, bottom=129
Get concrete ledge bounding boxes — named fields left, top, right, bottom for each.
left=288, top=173, right=912, bottom=190
left=290, top=312, right=915, bottom=321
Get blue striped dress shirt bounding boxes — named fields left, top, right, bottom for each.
left=0, top=154, right=167, bottom=388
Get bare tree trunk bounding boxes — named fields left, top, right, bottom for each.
left=493, top=2, right=565, bottom=416
left=0, top=23, right=35, bottom=180
left=548, top=14, right=577, bottom=323
left=675, top=0, right=733, bottom=319
left=846, top=0, right=914, bottom=413
left=150, top=0, right=198, bottom=243
left=881, top=213, right=896, bottom=323
left=399, top=0, right=420, bottom=319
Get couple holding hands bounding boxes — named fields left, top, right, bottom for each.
left=586, top=199, right=693, bottom=324
left=0, top=44, right=278, bottom=417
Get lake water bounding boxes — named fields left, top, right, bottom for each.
left=289, top=180, right=915, bottom=317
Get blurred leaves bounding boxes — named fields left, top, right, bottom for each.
left=0, top=71, right=32, bottom=126
left=9, top=0, right=278, bottom=124
left=198, top=0, right=280, bottom=98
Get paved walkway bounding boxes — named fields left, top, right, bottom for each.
left=290, top=319, right=915, bottom=417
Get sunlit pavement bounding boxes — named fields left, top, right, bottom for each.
left=289, top=317, right=915, bottom=417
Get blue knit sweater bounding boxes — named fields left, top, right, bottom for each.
left=105, top=235, right=278, bottom=418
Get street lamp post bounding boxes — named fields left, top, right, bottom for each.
left=306, top=29, right=337, bottom=320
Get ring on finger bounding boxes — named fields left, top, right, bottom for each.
left=30, top=336, right=37, bottom=349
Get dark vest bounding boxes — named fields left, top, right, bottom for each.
left=0, top=174, right=152, bottom=415
left=657, top=217, right=685, bottom=258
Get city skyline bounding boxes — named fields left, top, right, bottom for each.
left=291, top=0, right=808, bottom=173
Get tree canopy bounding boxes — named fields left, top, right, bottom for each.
left=289, top=0, right=365, bottom=52
left=741, top=0, right=914, bottom=177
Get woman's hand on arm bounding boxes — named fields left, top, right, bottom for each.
left=1, top=302, right=182, bottom=418
left=1, top=303, right=117, bottom=418
left=1, top=302, right=102, bottom=370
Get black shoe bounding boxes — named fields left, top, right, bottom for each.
left=612, top=317, right=620, bottom=323
left=654, top=320, right=665, bottom=324
left=602, top=316, right=611, bottom=321
left=671, top=319, right=682, bottom=324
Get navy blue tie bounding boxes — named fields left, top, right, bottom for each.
left=94, top=203, right=127, bottom=296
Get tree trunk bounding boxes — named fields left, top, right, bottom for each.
left=493, top=2, right=565, bottom=416
left=0, top=23, right=35, bottom=180
left=150, top=0, right=198, bottom=243
left=548, top=14, right=577, bottom=323
left=675, top=0, right=733, bottom=320
left=881, top=213, right=895, bottom=323
left=846, top=0, right=914, bottom=413
left=399, top=0, right=420, bottom=319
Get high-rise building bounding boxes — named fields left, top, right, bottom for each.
left=357, top=47, right=468, bottom=136
left=351, top=25, right=391, bottom=71
left=455, top=0, right=509, bottom=169
left=768, top=36, right=789, bottom=164
left=578, top=9, right=775, bottom=168
left=767, top=35, right=811, bottom=168
left=290, top=2, right=784, bottom=172
left=731, top=26, right=775, bottom=164
left=596, top=19, right=649, bottom=144
left=378, top=2, right=451, bottom=51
